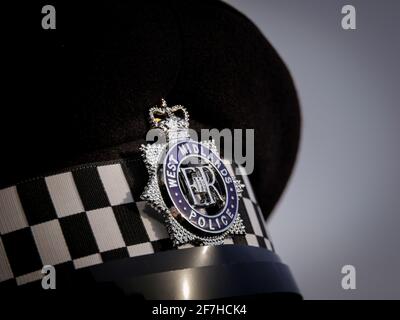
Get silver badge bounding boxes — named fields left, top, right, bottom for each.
left=140, top=99, right=246, bottom=246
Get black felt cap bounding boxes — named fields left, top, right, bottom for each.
left=2, top=0, right=300, bottom=220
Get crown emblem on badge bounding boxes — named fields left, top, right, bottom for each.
left=140, top=99, right=246, bottom=246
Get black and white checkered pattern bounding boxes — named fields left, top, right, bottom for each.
left=0, top=159, right=273, bottom=287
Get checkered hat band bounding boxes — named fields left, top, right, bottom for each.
left=0, top=159, right=273, bottom=286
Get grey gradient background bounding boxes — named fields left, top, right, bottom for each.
left=227, top=0, right=400, bottom=299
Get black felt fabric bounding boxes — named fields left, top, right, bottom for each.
left=1, top=0, right=300, bottom=220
